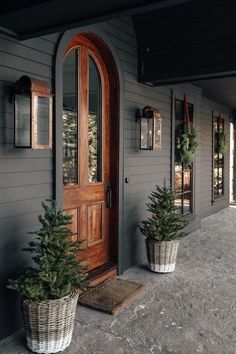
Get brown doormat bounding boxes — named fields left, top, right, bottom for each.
left=78, top=278, right=145, bottom=315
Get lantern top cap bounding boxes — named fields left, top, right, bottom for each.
left=14, top=75, right=51, bottom=95
left=136, top=106, right=161, bottom=120
left=142, top=106, right=161, bottom=118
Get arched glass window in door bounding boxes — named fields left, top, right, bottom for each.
left=63, top=48, right=103, bottom=186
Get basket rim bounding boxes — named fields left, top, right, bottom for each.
left=146, top=238, right=180, bottom=245
left=22, top=289, right=79, bottom=305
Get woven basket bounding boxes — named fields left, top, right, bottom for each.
left=146, top=239, right=179, bottom=273
left=22, top=291, right=79, bottom=354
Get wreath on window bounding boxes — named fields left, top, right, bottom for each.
left=216, top=132, right=228, bottom=155
left=176, top=95, right=198, bottom=165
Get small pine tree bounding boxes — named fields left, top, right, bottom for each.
left=140, top=182, right=189, bottom=242
left=8, top=200, right=87, bottom=301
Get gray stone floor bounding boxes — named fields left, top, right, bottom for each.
left=0, top=207, right=236, bottom=354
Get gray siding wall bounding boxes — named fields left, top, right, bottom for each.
left=0, top=33, right=60, bottom=339
left=117, top=20, right=231, bottom=269
left=0, top=18, right=232, bottom=340
left=122, top=19, right=172, bottom=269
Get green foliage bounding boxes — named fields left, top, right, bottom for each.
left=63, top=110, right=78, bottom=185
left=88, top=113, right=99, bottom=183
left=216, top=132, right=228, bottom=155
left=177, top=123, right=198, bottom=165
left=140, top=183, right=189, bottom=242
left=62, top=110, right=100, bottom=184
left=8, top=201, right=87, bottom=301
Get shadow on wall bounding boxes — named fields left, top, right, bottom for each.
left=124, top=219, right=146, bottom=270
left=0, top=82, right=29, bottom=339
left=0, top=285, right=22, bottom=340
left=0, top=234, right=30, bottom=340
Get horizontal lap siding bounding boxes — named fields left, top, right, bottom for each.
left=196, top=101, right=213, bottom=219
left=0, top=33, right=60, bottom=340
left=106, top=18, right=172, bottom=269
left=95, top=18, right=232, bottom=270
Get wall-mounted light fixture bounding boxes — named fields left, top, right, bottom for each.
left=14, top=75, right=52, bottom=149
left=136, top=106, right=162, bottom=150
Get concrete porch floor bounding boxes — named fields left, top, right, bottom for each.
left=0, top=207, right=236, bottom=354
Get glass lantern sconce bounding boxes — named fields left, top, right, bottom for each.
left=136, top=106, right=162, bottom=150
left=14, top=75, right=52, bottom=149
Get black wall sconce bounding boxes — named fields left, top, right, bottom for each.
left=136, top=106, right=162, bottom=150
left=14, top=75, right=52, bottom=149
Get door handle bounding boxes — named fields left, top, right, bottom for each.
left=106, top=185, right=112, bottom=208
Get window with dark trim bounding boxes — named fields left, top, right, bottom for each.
left=213, top=116, right=224, bottom=198
left=174, top=99, right=194, bottom=215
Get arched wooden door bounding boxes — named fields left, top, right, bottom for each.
left=62, top=34, right=114, bottom=274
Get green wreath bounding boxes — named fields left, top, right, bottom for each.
left=177, top=123, right=198, bottom=165
left=216, top=132, right=228, bottom=155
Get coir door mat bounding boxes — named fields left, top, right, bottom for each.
left=78, top=278, right=145, bottom=315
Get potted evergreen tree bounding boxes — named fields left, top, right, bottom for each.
left=8, top=201, right=87, bottom=354
left=140, top=182, right=189, bottom=273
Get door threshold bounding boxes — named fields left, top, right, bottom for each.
left=87, top=263, right=117, bottom=287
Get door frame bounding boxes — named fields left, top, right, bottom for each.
left=54, top=26, right=124, bottom=273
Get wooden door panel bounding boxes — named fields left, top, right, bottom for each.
left=79, top=242, right=108, bottom=271
left=88, top=202, right=104, bottom=246
left=63, top=35, right=110, bottom=274
left=63, top=185, right=106, bottom=209
left=64, top=202, right=108, bottom=272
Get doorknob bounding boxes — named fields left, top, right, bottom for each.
left=106, top=185, right=112, bottom=208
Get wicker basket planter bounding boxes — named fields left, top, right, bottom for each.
left=22, top=291, right=79, bottom=354
left=145, top=239, right=179, bottom=273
